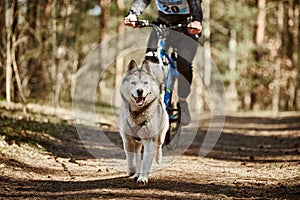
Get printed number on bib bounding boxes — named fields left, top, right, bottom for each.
left=163, top=5, right=180, bottom=13
left=156, top=0, right=190, bottom=15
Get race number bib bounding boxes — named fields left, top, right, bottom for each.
left=156, top=0, right=190, bottom=14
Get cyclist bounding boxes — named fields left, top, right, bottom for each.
left=124, top=0, right=203, bottom=126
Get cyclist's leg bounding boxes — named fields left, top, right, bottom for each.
left=145, top=28, right=159, bottom=63
left=176, top=34, right=199, bottom=98
left=176, top=34, right=199, bottom=125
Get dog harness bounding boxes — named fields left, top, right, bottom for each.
left=126, top=118, right=150, bottom=141
left=124, top=97, right=158, bottom=141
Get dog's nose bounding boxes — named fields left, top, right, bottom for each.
left=137, top=89, right=143, bottom=96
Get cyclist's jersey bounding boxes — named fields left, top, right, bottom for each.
left=156, top=0, right=190, bottom=15
left=129, top=0, right=202, bottom=24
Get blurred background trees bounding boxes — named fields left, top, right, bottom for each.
left=0, top=0, right=299, bottom=112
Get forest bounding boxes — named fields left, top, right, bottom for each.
left=0, top=0, right=299, bottom=112
left=1, top=1, right=300, bottom=199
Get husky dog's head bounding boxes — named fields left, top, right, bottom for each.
left=120, top=60, right=160, bottom=108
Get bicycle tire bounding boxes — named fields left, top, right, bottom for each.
left=164, top=95, right=182, bottom=149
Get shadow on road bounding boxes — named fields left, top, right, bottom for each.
left=0, top=175, right=299, bottom=200
left=1, top=113, right=300, bottom=199
left=187, top=115, right=300, bottom=163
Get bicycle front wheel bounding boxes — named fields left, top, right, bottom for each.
left=165, top=99, right=181, bottom=149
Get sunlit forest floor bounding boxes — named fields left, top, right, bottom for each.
left=0, top=106, right=299, bottom=199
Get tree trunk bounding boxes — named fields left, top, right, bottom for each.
left=203, top=0, right=211, bottom=86
left=289, top=0, right=299, bottom=110
left=272, top=1, right=284, bottom=112
left=114, top=0, right=125, bottom=108
left=54, top=0, right=71, bottom=105
left=50, top=0, right=58, bottom=106
left=272, top=58, right=281, bottom=112
left=5, top=0, right=14, bottom=104
left=228, top=29, right=238, bottom=111
left=0, top=1, right=5, bottom=76
left=12, top=34, right=26, bottom=103
left=100, top=0, right=111, bottom=42
left=294, top=1, right=300, bottom=110
left=255, top=0, right=266, bottom=46
left=98, top=0, right=111, bottom=104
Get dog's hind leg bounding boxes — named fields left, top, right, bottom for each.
left=136, top=139, right=156, bottom=185
left=156, top=122, right=168, bottom=164
left=155, top=134, right=165, bottom=164
left=155, top=144, right=163, bottom=164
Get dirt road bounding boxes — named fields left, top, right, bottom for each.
left=0, top=112, right=299, bottom=199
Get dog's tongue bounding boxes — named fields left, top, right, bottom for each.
left=136, top=97, right=144, bottom=106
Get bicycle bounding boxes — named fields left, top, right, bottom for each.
left=135, top=20, right=191, bottom=148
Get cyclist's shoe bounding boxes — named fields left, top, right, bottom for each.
left=145, top=51, right=159, bottom=63
left=179, top=100, right=191, bottom=126
left=145, top=56, right=159, bottom=63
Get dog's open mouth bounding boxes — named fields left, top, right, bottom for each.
left=133, top=95, right=147, bottom=107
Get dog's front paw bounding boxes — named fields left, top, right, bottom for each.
left=128, top=167, right=136, bottom=177
left=132, top=173, right=139, bottom=182
left=136, top=176, right=148, bottom=185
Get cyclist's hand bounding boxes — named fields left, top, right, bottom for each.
left=124, top=14, right=138, bottom=28
left=187, top=21, right=202, bottom=35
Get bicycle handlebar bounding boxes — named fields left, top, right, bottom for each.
left=133, top=20, right=188, bottom=30
left=134, top=20, right=152, bottom=28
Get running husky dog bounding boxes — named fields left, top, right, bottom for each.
left=119, top=60, right=169, bottom=185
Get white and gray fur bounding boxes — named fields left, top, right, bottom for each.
left=119, top=60, right=169, bottom=185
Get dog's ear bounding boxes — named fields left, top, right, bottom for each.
left=142, top=60, right=153, bottom=75
left=127, top=60, right=137, bottom=72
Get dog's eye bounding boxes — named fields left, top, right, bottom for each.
left=144, top=81, right=149, bottom=85
left=131, top=81, right=136, bottom=85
